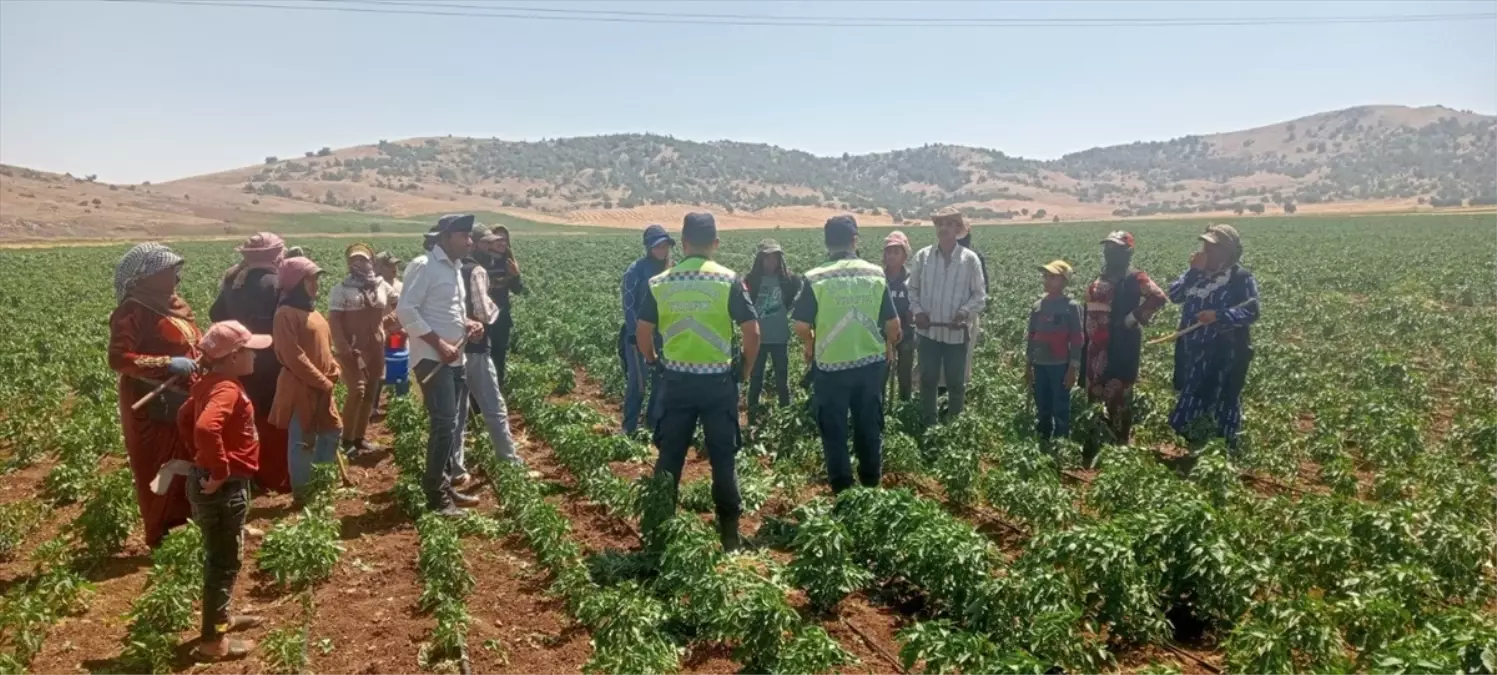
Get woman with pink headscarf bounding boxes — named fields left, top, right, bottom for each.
left=269, top=256, right=343, bottom=498
left=209, top=233, right=291, bottom=493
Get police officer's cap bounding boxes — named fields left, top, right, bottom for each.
left=682, top=212, right=717, bottom=246
left=824, top=214, right=858, bottom=247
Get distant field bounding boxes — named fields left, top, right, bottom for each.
left=258, top=210, right=607, bottom=235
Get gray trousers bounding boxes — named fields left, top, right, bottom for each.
left=458, top=353, right=523, bottom=472
left=918, top=337, right=969, bottom=426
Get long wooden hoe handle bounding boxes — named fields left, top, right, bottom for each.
left=1147, top=298, right=1259, bottom=346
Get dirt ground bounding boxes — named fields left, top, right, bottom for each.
left=4, top=360, right=1229, bottom=675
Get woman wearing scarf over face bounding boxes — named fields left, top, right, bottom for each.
left=1082, top=231, right=1167, bottom=449
left=108, top=243, right=199, bottom=548
left=1167, top=224, right=1260, bottom=453
left=329, top=243, right=397, bottom=455
left=269, top=257, right=343, bottom=497
left=743, top=239, right=801, bottom=426
left=208, top=232, right=291, bottom=493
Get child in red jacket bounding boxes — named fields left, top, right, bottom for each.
left=177, top=320, right=271, bottom=661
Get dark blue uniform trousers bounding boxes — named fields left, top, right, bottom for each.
left=653, top=371, right=741, bottom=518
left=813, top=362, right=885, bottom=493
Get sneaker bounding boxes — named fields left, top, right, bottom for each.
left=450, top=474, right=473, bottom=490
left=356, top=438, right=385, bottom=454
left=451, top=491, right=481, bottom=508
left=431, top=504, right=465, bottom=518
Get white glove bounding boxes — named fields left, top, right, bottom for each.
left=1123, top=313, right=1139, bottom=330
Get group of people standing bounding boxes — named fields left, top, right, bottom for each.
left=1024, top=223, right=1259, bottom=453
left=103, top=208, right=1259, bottom=654
left=107, top=216, right=527, bottom=659
left=622, top=210, right=1259, bottom=550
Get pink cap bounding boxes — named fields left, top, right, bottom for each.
left=278, top=257, right=323, bottom=294
left=199, top=321, right=272, bottom=360
left=883, top=230, right=911, bottom=255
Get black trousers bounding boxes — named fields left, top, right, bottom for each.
left=488, top=310, right=514, bottom=391
left=813, top=362, right=885, bottom=493
left=886, top=336, right=916, bottom=401
left=188, top=469, right=249, bottom=641
left=747, top=342, right=790, bottom=423
left=652, top=372, right=741, bottom=518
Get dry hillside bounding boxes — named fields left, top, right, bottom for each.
left=2, top=104, right=1492, bottom=240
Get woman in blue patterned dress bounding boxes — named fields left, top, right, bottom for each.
left=1167, top=224, right=1260, bottom=451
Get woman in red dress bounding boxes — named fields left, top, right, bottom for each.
left=109, top=243, right=200, bottom=549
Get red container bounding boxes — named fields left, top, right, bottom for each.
left=387, top=331, right=407, bottom=350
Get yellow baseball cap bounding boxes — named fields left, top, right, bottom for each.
left=1039, top=260, right=1073, bottom=280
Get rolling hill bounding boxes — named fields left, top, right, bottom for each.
left=2, top=104, right=1493, bottom=240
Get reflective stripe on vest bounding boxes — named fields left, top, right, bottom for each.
left=805, top=258, right=887, bottom=371
left=649, top=258, right=736, bottom=374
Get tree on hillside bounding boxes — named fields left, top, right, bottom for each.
left=265, top=156, right=278, bottom=164
left=318, top=147, right=333, bottom=157
left=1283, top=202, right=1297, bottom=214
left=305, top=151, right=315, bottom=158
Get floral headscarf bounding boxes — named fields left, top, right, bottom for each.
left=115, top=243, right=183, bottom=304
left=114, top=243, right=193, bottom=320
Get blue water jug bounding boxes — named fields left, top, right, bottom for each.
left=385, top=344, right=410, bottom=397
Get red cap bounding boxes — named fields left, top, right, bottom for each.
left=200, top=321, right=272, bottom=360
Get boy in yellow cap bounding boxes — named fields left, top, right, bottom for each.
left=1027, top=260, right=1083, bottom=444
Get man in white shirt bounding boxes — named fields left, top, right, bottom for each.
left=396, top=214, right=484, bottom=516
left=909, top=208, right=988, bottom=426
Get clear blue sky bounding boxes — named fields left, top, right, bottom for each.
left=2, top=0, right=1493, bottom=184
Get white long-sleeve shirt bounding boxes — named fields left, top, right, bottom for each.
left=909, top=243, right=988, bottom=345
left=395, top=246, right=467, bottom=367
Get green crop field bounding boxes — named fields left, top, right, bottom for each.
left=0, top=213, right=1493, bottom=674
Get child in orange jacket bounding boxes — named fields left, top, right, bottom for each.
left=177, top=320, right=272, bottom=661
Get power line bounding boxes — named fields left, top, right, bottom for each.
left=327, top=0, right=1497, bottom=25
left=106, top=0, right=1497, bottom=28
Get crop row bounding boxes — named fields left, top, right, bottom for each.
left=497, top=349, right=857, bottom=674
left=385, top=396, right=481, bottom=672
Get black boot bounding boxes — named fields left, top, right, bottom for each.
left=717, top=512, right=743, bottom=553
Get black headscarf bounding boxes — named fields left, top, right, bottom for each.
left=957, top=232, right=990, bottom=292
left=279, top=281, right=316, bottom=312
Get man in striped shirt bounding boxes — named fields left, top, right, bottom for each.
left=909, top=208, right=988, bottom=426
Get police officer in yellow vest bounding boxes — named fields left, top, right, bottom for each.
left=793, top=215, right=901, bottom=493
left=636, top=212, right=760, bottom=550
